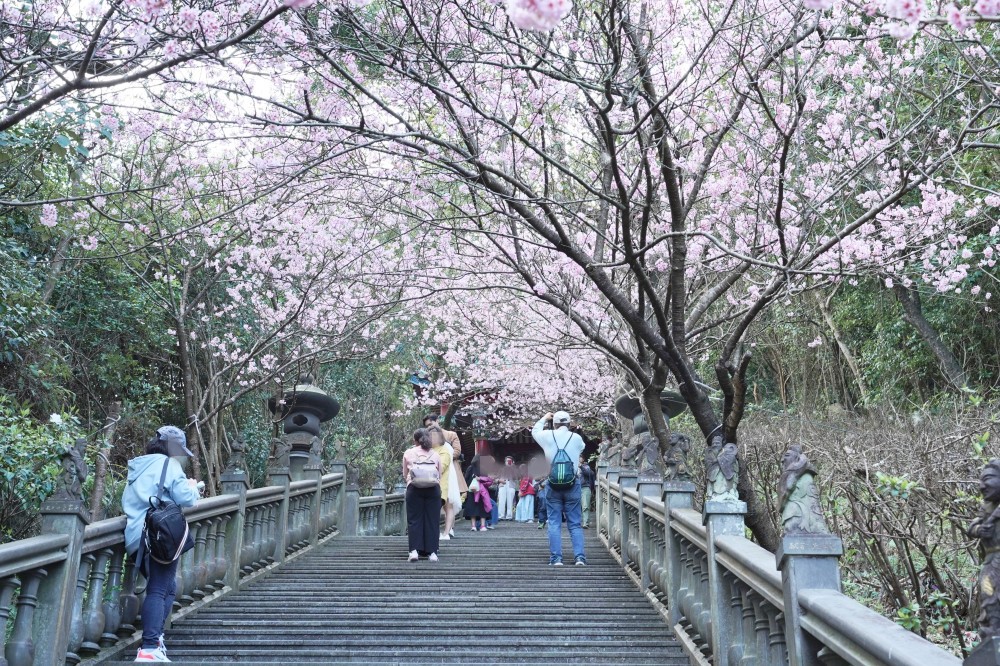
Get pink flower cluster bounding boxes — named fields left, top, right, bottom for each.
left=504, top=0, right=572, bottom=31
left=39, top=204, right=58, bottom=228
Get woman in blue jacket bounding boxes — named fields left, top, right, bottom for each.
left=122, top=426, right=200, bottom=662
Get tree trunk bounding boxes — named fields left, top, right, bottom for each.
left=672, top=357, right=780, bottom=552
left=89, top=401, right=121, bottom=521
left=817, top=290, right=870, bottom=405
left=891, top=283, right=969, bottom=390
left=40, top=235, right=73, bottom=305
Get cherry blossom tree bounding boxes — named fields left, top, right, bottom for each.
left=207, top=0, right=997, bottom=547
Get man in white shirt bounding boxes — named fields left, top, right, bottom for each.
left=531, top=411, right=586, bottom=566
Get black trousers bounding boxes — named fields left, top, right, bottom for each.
left=406, top=484, right=441, bottom=555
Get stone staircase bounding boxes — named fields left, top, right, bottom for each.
left=111, top=522, right=687, bottom=664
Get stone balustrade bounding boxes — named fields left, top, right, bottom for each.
left=0, top=463, right=404, bottom=666
left=597, top=463, right=964, bottom=666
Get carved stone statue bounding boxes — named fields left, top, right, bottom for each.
left=705, top=436, right=739, bottom=501
left=597, top=438, right=610, bottom=462
left=374, top=465, right=385, bottom=488
left=308, top=435, right=325, bottom=466
left=346, top=464, right=360, bottom=490
left=663, top=433, right=692, bottom=482
left=52, top=438, right=88, bottom=502
left=268, top=436, right=291, bottom=470
left=969, top=459, right=1000, bottom=641
left=778, top=445, right=829, bottom=534
left=621, top=434, right=642, bottom=471
left=606, top=437, right=623, bottom=467
left=223, top=436, right=247, bottom=475
left=638, top=432, right=662, bottom=476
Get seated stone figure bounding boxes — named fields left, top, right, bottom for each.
left=777, top=444, right=829, bottom=534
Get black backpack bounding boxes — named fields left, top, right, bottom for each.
left=142, top=460, right=194, bottom=568
left=547, top=434, right=577, bottom=490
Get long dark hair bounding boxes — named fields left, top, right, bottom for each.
left=413, top=428, right=432, bottom=451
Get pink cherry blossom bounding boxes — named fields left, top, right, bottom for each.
left=40, top=204, right=57, bottom=228
left=505, top=0, right=572, bottom=31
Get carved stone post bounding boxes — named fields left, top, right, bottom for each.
left=776, top=443, right=843, bottom=666
left=341, top=465, right=360, bottom=537
left=304, top=464, right=323, bottom=545
left=637, top=474, right=663, bottom=591
left=704, top=500, right=748, bottom=666
left=372, top=475, right=387, bottom=535
left=663, top=480, right=696, bottom=626
left=596, top=460, right=608, bottom=535
left=268, top=463, right=292, bottom=564
left=776, top=535, right=843, bottom=666
left=220, top=465, right=249, bottom=592
left=32, top=441, right=90, bottom=666
left=618, top=471, right=637, bottom=562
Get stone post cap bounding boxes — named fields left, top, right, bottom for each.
left=662, top=480, right=697, bottom=494
left=39, top=499, right=91, bottom=521
left=776, top=533, right=843, bottom=568
left=702, top=500, right=747, bottom=525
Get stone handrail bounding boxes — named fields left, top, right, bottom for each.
left=597, top=465, right=962, bottom=666
left=0, top=463, right=404, bottom=665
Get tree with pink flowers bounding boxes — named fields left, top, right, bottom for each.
left=4, top=0, right=999, bottom=548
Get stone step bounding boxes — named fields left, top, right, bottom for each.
left=115, top=522, right=683, bottom=664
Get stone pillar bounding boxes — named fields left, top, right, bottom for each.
left=636, top=474, right=663, bottom=590
left=341, top=466, right=360, bottom=537
left=32, top=486, right=90, bottom=664
left=663, top=481, right=696, bottom=626
left=371, top=478, right=386, bottom=535
left=618, top=471, right=637, bottom=560
left=220, top=468, right=250, bottom=591
left=704, top=500, right=748, bottom=666
left=596, top=461, right=608, bottom=530
left=267, top=467, right=292, bottom=563
left=304, top=465, right=324, bottom=545
left=776, top=534, right=843, bottom=666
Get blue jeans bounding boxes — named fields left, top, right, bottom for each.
left=545, top=480, right=585, bottom=563
left=141, top=556, right=179, bottom=648
left=537, top=487, right=547, bottom=523
left=489, top=495, right=499, bottom=525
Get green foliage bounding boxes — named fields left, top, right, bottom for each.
left=896, top=602, right=922, bottom=632
left=874, top=472, right=920, bottom=501
left=0, top=397, right=83, bottom=542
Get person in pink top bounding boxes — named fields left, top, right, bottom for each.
left=402, top=428, right=442, bottom=562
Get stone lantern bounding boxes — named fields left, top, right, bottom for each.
left=615, top=391, right=687, bottom=479
left=268, top=373, right=340, bottom=480
left=614, top=391, right=687, bottom=436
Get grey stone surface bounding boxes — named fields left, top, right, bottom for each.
left=111, top=524, right=688, bottom=664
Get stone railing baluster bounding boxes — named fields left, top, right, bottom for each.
left=7, top=569, right=45, bottom=666
left=100, top=545, right=125, bottom=646
left=1, top=576, right=21, bottom=666
left=80, top=548, right=111, bottom=656
left=65, top=554, right=93, bottom=664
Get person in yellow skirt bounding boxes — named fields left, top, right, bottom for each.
left=428, top=422, right=461, bottom=540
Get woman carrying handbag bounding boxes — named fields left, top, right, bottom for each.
left=462, top=454, right=493, bottom=531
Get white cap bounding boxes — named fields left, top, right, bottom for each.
left=553, top=411, right=571, bottom=425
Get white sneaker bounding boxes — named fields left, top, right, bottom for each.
left=428, top=553, right=438, bottom=562
left=408, top=550, right=418, bottom=562
left=158, top=635, right=167, bottom=654
left=439, top=533, right=450, bottom=540
left=135, top=647, right=171, bottom=662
